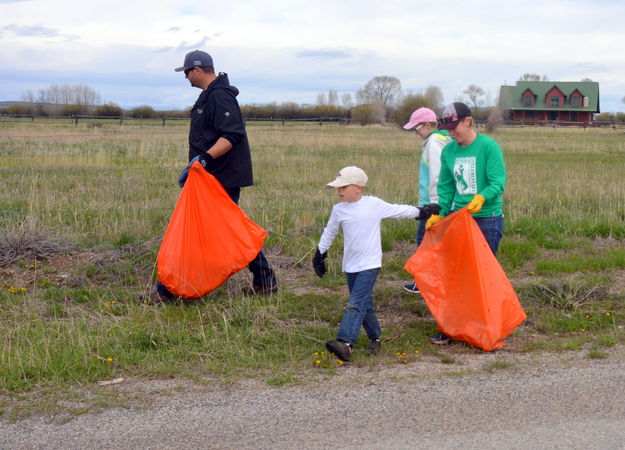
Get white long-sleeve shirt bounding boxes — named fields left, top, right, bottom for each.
left=318, top=195, right=420, bottom=273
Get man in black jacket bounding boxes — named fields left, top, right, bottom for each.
left=157, top=50, right=277, bottom=299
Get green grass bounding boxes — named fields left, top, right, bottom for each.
left=1, top=122, right=625, bottom=417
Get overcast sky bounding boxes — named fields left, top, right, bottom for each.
left=1, top=0, right=624, bottom=112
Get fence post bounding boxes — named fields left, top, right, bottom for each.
left=75, top=115, right=78, bottom=127
left=162, top=117, right=166, bottom=127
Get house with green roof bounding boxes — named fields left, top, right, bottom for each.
left=498, top=81, right=600, bottom=124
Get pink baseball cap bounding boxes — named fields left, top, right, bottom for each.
left=403, top=107, right=437, bottom=130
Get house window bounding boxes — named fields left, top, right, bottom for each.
left=522, top=95, right=532, bottom=106
left=526, top=111, right=535, bottom=119
left=571, top=96, right=581, bottom=107
left=550, top=96, right=560, bottom=107
left=570, top=111, right=578, bottom=122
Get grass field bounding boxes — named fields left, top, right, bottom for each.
left=1, top=120, right=624, bottom=416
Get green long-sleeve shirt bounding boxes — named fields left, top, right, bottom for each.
left=437, top=133, right=506, bottom=218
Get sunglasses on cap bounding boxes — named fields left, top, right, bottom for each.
left=413, top=123, right=425, bottom=132
left=184, top=67, right=196, bottom=76
left=439, top=113, right=459, bottom=124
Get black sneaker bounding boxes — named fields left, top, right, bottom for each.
left=367, top=338, right=381, bottom=355
left=429, top=332, right=452, bottom=345
left=403, top=283, right=420, bottom=294
left=156, top=282, right=176, bottom=301
left=325, top=340, right=352, bottom=362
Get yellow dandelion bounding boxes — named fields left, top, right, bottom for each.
left=8, top=286, right=16, bottom=294
left=314, top=352, right=319, bottom=356
left=337, top=360, right=344, bottom=365
left=18, top=287, right=26, bottom=293
left=605, top=312, right=612, bottom=317
left=401, top=352, right=406, bottom=356
left=580, top=328, right=587, bottom=333
left=415, top=350, right=421, bottom=354
left=315, top=360, right=321, bottom=365
left=106, top=357, right=113, bottom=362
left=584, top=314, right=591, bottom=319
left=395, top=352, right=401, bottom=356
left=531, top=333, right=538, bottom=337
left=321, top=352, right=325, bottom=355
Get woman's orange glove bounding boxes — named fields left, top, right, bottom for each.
left=467, top=194, right=485, bottom=214
left=425, top=214, right=443, bottom=230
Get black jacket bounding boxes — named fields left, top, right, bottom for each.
left=188, top=73, right=253, bottom=188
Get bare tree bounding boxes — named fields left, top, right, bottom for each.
left=341, top=93, right=353, bottom=109
left=621, top=96, right=625, bottom=105
left=463, top=84, right=486, bottom=110
left=315, top=92, right=326, bottom=106
left=519, top=73, right=549, bottom=81
left=327, top=89, right=338, bottom=107
left=357, top=76, right=402, bottom=108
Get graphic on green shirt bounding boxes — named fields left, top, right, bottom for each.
left=453, top=157, right=477, bottom=195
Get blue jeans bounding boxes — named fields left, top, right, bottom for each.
left=473, top=215, right=504, bottom=255
left=336, top=268, right=381, bottom=347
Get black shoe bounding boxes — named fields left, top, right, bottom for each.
left=156, top=282, right=176, bottom=301
left=403, top=283, right=420, bottom=294
left=367, top=338, right=381, bottom=355
left=242, top=283, right=278, bottom=296
left=429, top=332, right=452, bottom=345
left=325, top=340, right=352, bottom=362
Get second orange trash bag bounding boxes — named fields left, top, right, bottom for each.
left=157, top=161, right=267, bottom=299
left=404, top=208, right=525, bottom=351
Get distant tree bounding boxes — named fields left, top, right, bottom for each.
left=95, top=102, right=123, bottom=117
left=341, top=93, right=353, bottom=109
left=616, top=112, right=625, bottom=123
left=356, top=76, right=402, bottom=108
left=61, top=104, right=88, bottom=116
left=392, top=93, right=434, bottom=126
left=129, top=105, right=155, bottom=118
left=595, top=112, right=615, bottom=122
left=27, top=83, right=101, bottom=115
left=519, top=73, right=549, bottom=81
left=621, top=95, right=625, bottom=105
left=327, top=89, right=338, bottom=107
left=7, top=103, right=33, bottom=115
left=463, top=84, right=486, bottom=111
left=316, top=92, right=326, bottom=106
left=486, top=107, right=504, bottom=133
left=580, top=78, right=593, bottom=82
left=424, top=85, right=444, bottom=111
left=351, top=103, right=385, bottom=125
left=276, top=102, right=300, bottom=119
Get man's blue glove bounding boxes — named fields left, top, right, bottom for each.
left=178, top=154, right=211, bottom=187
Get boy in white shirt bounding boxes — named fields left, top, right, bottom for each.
left=312, top=166, right=424, bottom=361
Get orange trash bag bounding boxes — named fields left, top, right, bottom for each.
left=404, top=208, right=526, bottom=351
left=157, top=161, right=267, bottom=299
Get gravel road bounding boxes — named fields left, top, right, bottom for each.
left=2, top=348, right=625, bottom=449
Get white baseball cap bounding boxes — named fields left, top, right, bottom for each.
left=326, top=166, right=368, bottom=188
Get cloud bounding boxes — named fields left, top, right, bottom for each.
left=296, top=48, right=353, bottom=60
left=1, top=24, right=79, bottom=41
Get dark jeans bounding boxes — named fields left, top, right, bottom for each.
left=224, top=187, right=277, bottom=289
left=473, top=215, right=504, bottom=255
left=336, top=268, right=381, bottom=347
